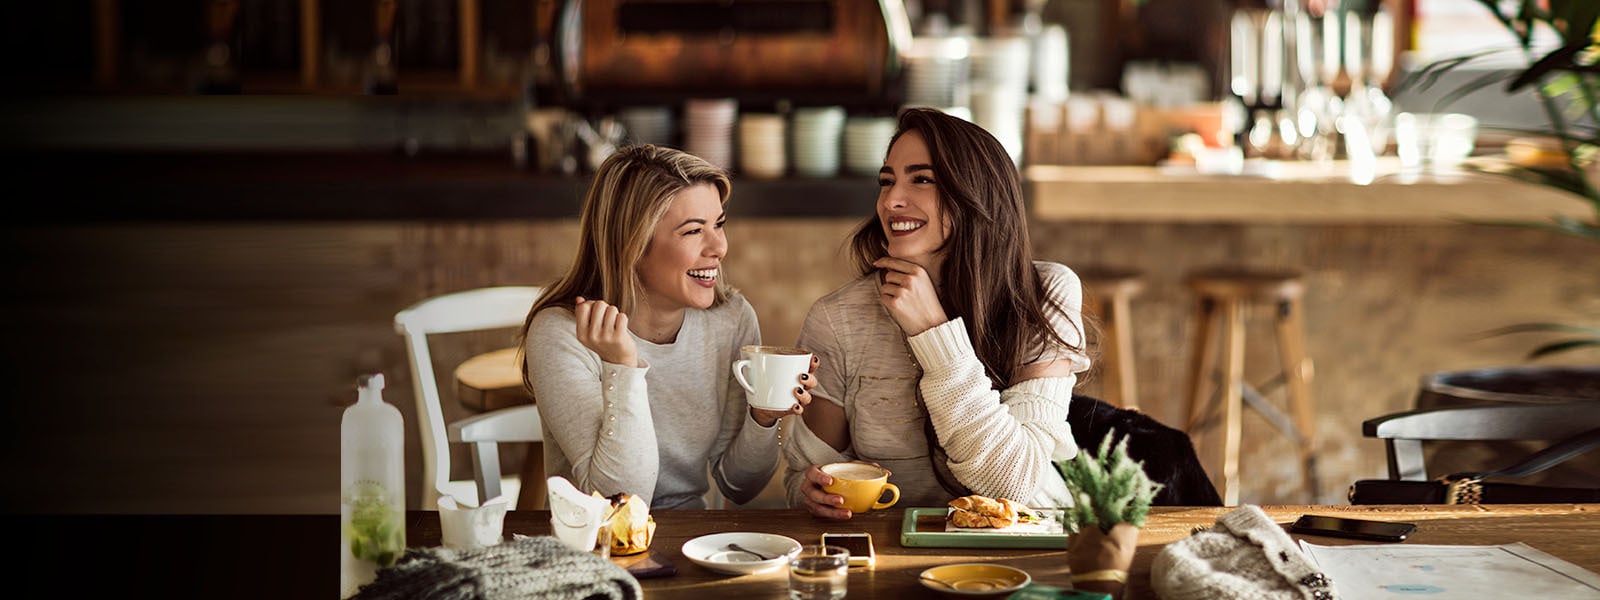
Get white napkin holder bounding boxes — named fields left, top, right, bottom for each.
left=547, top=476, right=612, bottom=552
left=436, top=492, right=509, bottom=549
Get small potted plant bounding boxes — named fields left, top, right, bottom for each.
left=1054, top=435, right=1164, bottom=600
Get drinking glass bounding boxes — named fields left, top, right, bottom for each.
left=788, top=544, right=849, bottom=600
left=1395, top=112, right=1478, bottom=172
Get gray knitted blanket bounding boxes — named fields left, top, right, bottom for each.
left=351, top=535, right=642, bottom=600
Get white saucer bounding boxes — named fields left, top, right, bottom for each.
left=681, top=532, right=802, bottom=575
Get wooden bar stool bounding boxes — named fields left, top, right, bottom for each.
left=1182, top=268, right=1318, bottom=505
left=1076, top=267, right=1145, bottom=410
left=455, top=347, right=545, bottom=509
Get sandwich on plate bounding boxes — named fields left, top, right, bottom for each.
left=946, top=494, right=1043, bottom=529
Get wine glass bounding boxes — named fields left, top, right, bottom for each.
left=1340, top=9, right=1396, bottom=159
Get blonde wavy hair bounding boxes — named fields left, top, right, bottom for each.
left=519, top=144, right=732, bottom=391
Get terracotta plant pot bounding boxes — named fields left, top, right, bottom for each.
left=1066, top=522, right=1139, bottom=599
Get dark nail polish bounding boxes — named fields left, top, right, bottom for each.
left=800, top=373, right=810, bottom=381
left=796, top=387, right=805, bottom=395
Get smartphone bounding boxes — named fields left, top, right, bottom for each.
left=820, top=532, right=875, bottom=567
left=1291, top=514, right=1416, bottom=542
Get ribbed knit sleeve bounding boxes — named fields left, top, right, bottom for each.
left=908, top=317, right=1077, bottom=506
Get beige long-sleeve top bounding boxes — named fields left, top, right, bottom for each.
left=526, top=294, right=779, bottom=509
left=783, top=261, right=1091, bottom=509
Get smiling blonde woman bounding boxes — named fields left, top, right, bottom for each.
left=520, top=145, right=816, bottom=509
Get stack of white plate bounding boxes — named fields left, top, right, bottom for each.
left=1031, top=25, right=1070, bottom=104
left=904, top=36, right=971, bottom=110
left=683, top=98, right=738, bottom=170
left=790, top=106, right=846, bottom=178
left=843, top=116, right=896, bottom=177
left=971, top=88, right=1027, bottom=166
left=969, top=35, right=1030, bottom=93
left=968, top=35, right=1032, bottom=167
left=738, top=113, right=787, bottom=179
left=618, top=106, right=675, bottom=147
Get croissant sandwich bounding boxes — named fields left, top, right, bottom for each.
left=947, top=494, right=1030, bottom=529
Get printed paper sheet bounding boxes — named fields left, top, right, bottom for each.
left=1301, top=541, right=1600, bottom=599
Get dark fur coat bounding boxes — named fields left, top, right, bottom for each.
left=1067, top=395, right=1223, bottom=506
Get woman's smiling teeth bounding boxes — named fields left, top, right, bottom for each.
left=890, top=219, right=925, bottom=232
left=687, top=268, right=718, bottom=281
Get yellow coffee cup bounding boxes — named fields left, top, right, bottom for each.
left=820, top=462, right=900, bottom=513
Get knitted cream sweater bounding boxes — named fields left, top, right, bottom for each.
left=783, top=261, right=1090, bottom=508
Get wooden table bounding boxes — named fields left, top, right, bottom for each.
left=401, top=504, right=1600, bottom=599
left=10, top=505, right=1592, bottom=597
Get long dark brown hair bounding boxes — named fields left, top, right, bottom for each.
left=851, top=108, right=1084, bottom=389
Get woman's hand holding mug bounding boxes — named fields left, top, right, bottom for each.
left=737, top=347, right=819, bottom=427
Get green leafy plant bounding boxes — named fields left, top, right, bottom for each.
left=1404, top=0, right=1600, bottom=359
left=1478, top=322, right=1600, bottom=358
left=1052, top=435, right=1163, bottom=534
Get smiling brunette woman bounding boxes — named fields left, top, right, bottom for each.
left=783, top=109, right=1092, bottom=519
left=520, top=145, right=816, bottom=509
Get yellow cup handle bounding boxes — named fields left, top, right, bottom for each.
left=873, top=483, right=900, bottom=510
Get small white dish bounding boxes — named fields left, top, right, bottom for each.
left=681, top=532, right=802, bottom=576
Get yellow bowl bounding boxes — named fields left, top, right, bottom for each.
left=919, top=563, right=1031, bottom=598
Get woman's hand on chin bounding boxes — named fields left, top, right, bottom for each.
left=574, top=296, right=639, bottom=367
left=874, top=257, right=948, bottom=336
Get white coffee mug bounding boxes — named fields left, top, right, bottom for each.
left=733, top=345, right=813, bottom=411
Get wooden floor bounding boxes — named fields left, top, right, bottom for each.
left=0, top=218, right=1593, bottom=514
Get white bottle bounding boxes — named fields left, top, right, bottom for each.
left=340, top=373, right=406, bottom=598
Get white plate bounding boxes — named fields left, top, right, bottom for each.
left=681, top=532, right=802, bottom=575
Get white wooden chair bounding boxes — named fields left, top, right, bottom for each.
left=447, top=404, right=544, bottom=507
left=394, top=286, right=543, bottom=509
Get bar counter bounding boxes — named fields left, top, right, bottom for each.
left=12, top=151, right=1591, bottom=223
left=1026, top=159, right=1595, bottom=224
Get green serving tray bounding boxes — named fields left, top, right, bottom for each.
left=899, top=507, right=1071, bottom=549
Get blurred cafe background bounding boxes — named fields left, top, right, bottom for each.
left=0, top=0, right=1594, bottom=516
